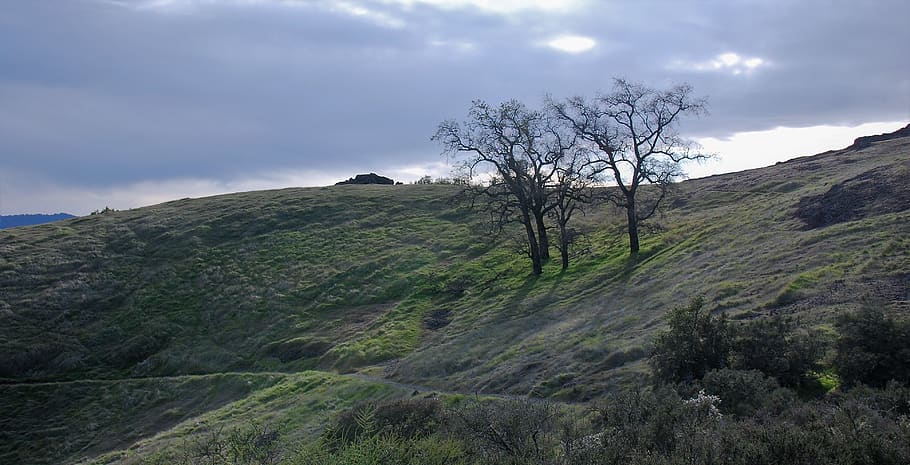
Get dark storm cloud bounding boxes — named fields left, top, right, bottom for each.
left=0, top=0, right=907, bottom=212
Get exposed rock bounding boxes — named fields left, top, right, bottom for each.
left=847, top=123, right=910, bottom=150
left=335, top=173, right=395, bottom=185
left=795, top=164, right=910, bottom=228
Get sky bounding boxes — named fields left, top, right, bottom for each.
left=0, top=0, right=907, bottom=215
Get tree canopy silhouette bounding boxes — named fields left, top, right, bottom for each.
left=433, top=100, right=575, bottom=275
left=550, top=79, right=709, bottom=255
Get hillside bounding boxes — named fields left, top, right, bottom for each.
left=1, top=130, right=908, bottom=464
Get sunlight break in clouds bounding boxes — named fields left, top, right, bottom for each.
left=0, top=161, right=455, bottom=216
left=0, top=170, right=341, bottom=216
left=687, top=121, right=908, bottom=179
left=671, top=52, right=768, bottom=75
left=546, top=35, right=596, bottom=53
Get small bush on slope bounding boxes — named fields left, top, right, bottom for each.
left=649, top=297, right=730, bottom=384
left=322, top=398, right=444, bottom=448
left=697, top=368, right=785, bottom=416
left=651, top=299, right=828, bottom=389
left=138, top=422, right=281, bottom=465
left=731, top=316, right=827, bottom=388
left=835, top=306, right=910, bottom=388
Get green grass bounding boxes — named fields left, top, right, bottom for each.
left=798, top=369, right=842, bottom=399
left=0, top=373, right=288, bottom=465
left=327, top=298, right=429, bottom=369
left=0, top=137, right=908, bottom=463
left=84, top=371, right=415, bottom=465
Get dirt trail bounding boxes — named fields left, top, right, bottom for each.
left=3, top=369, right=555, bottom=405
left=345, top=372, right=552, bottom=403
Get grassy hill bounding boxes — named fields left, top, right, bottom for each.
left=1, top=131, right=908, bottom=464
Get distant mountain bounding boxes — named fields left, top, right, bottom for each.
left=0, top=213, right=75, bottom=229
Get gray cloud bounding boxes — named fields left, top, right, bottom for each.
left=1, top=0, right=907, bottom=213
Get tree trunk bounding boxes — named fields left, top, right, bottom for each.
left=560, top=242, right=569, bottom=270
left=523, top=213, right=543, bottom=275
left=626, top=203, right=640, bottom=255
left=558, top=222, right=570, bottom=270
left=535, top=213, right=550, bottom=260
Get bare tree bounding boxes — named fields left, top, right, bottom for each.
left=433, top=100, right=564, bottom=275
left=549, top=148, right=593, bottom=270
left=550, top=79, right=709, bottom=255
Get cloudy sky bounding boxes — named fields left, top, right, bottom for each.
left=1, top=0, right=907, bottom=215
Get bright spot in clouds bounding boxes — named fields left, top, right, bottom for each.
left=546, top=35, right=596, bottom=53
left=332, top=1, right=406, bottom=28
left=671, top=52, right=768, bottom=74
left=379, top=0, right=583, bottom=14
left=429, top=39, right=476, bottom=52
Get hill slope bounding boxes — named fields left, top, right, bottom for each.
left=1, top=130, right=908, bottom=464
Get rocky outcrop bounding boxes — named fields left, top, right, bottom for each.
left=335, top=173, right=395, bottom=185
left=795, top=164, right=910, bottom=229
left=335, top=173, right=395, bottom=186
left=848, top=123, right=910, bottom=150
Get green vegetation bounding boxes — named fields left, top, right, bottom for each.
left=0, top=135, right=908, bottom=463
left=650, top=297, right=730, bottom=383
left=835, top=307, right=910, bottom=388
left=731, top=315, right=826, bottom=388
left=0, top=373, right=288, bottom=465
left=650, top=298, right=907, bottom=394
left=135, top=384, right=910, bottom=465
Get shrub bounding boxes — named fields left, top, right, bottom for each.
left=834, top=307, right=910, bottom=388
left=139, top=422, right=281, bottom=465
left=447, top=399, right=561, bottom=465
left=700, top=368, right=780, bottom=416
left=590, top=387, right=684, bottom=458
left=650, top=297, right=730, bottom=384
left=323, top=398, right=444, bottom=448
left=731, top=316, right=825, bottom=388
left=293, top=435, right=468, bottom=465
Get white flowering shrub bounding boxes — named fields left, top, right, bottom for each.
left=683, top=389, right=723, bottom=421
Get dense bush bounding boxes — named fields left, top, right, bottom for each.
left=322, top=398, right=444, bottom=448
left=590, top=387, right=693, bottom=458
left=650, top=297, right=730, bottom=384
left=447, top=399, right=562, bottom=465
left=587, top=386, right=910, bottom=465
left=652, top=300, right=831, bottom=390
left=698, top=368, right=785, bottom=416
left=139, top=422, right=281, bottom=465
left=140, top=386, right=910, bottom=465
left=293, top=435, right=468, bottom=465
left=834, top=307, right=910, bottom=388
left=731, top=316, right=826, bottom=388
